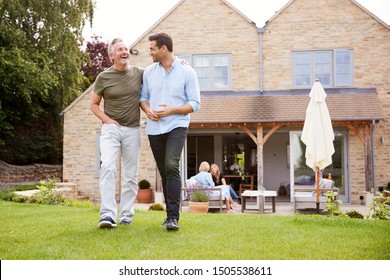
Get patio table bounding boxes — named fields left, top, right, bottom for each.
left=241, top=190, right=277, bottom=214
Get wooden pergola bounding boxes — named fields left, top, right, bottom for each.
left=190, top=119, right=379, bottom=191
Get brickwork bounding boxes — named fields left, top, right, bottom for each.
left=62, top=0, right=390, bottom=203
left=129, top=0, right=260, bottom=91
left=63, top=90, right=101, bottom=200
left=262, top=0, right=390, bottom=202
left=63, top=87, right=158, bottom=200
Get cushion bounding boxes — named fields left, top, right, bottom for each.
left=320, top=179, right=334, bottom=188
left=209, top=190, right=222, bottom=200
left=295, top=175, right=314, bottom=185
left=185, top=178, right=197, bottom=188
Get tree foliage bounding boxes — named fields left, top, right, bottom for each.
left=81, top=34, right=111, bottom=90
left=0, top=0, right=94, bottom=164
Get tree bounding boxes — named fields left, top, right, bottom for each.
left=81, top=34, right=112, bottom=90
left=0, top=0, right=94, bottom=164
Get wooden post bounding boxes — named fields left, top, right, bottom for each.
left=316, top=167, right=320, bottom=214
left=257, top=126, right=263, bottom=188
left=364, top=124, right=373, bottom=192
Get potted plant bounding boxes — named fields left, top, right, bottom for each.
left=384, top=182, right=390, bottom=197
left=137, top=179, right=153, bottom=203
left=188, top=186, right=210, bottom=213
left=364, top=189, right=374, bottom=207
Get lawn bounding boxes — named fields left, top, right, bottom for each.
left=0, top=201, right=389, bottom=260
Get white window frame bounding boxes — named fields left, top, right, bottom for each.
left=334, top=49, right=353, bottom=87
left=293, top=49, right=353, bottom=88
left=178, top=53, right=231, bottom=91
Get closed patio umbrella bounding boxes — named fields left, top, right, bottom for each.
left=301, top=79, right=335, bottom=213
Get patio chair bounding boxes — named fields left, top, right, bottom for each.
left=180, top=179, right=225, bottom=213
left=293, top=179, right=339, bottom=211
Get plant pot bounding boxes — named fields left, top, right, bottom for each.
left=189, top=201, right=209, bottom=213
left=154, top=192, right=164, bottom=204
left=365, top=192, right=373, bottom=206
left=137, top=188, right=153, bottom=203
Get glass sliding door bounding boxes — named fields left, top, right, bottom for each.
left=289, top=130, right=349, bottom=202
left=330, top=131, right=349, bottom=202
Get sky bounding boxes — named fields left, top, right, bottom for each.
left=82, top=0, right=390, bottom=46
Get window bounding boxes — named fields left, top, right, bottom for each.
left=178, top=54, right=231, bottom=91
left=290, top=130, right=349, bottom=202
left=194, top=56, right=210, bottom=89
left=293, top=49, right=353, bottom=88
left=335, top=50, right=352, bottom=86
left=212, top=55, right=229, bottom=89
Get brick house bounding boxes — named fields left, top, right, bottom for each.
left=62, top=0, right=389, bottom=204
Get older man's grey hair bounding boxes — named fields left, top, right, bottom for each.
left=107, top=38, right=124, bottom=58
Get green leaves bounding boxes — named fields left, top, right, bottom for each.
left=189, top=188, right=210, bottom=202
left=323, top=190, right=343, bottom=217
left=0, top=48, right=55, bottom=104
left=0, top=0, right=93, bottom=163
left=367, top=191, right=390, bottom=220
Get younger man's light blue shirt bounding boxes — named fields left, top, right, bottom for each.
left=140, top=57, right=201, bottom=135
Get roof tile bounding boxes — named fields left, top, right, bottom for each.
left=191, top=93, right=382, bottom=124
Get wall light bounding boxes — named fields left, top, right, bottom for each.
left=130, top=49, right=138, bottom=55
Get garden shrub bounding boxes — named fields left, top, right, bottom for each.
left=149, top=203, right=165, bottom=211
left=30, top=179, right=64, bottom=205
left=345, top=210, right=364, bottom=219
left=367, top=190, right=390, bottom=220
left=323, top=190, right=343, bottom=217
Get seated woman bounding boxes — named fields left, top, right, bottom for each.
left=210, top=163, right=241, bottom=205
left=190, top=161, right=233, bottom=212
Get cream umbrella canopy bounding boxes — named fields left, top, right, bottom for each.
left=301, top=80, right=335, bottom=213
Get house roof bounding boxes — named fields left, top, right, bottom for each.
left=190, top=92, right=383, bottom=126
left=62, top=0, right=387, bottom=124
left=60, top=84, right=94, bottom=115
left=350, top=0, right=390, bottom=29
left=264, top=0, right=389, bottom=30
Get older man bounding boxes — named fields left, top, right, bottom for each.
left=90, top=38, right=144, bottom=228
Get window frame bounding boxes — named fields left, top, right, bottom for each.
left=292, top=49, right=353, bottom=88
left=177, top=53, right=232, bottom=91
left=334, top=49, right=354, bottom=87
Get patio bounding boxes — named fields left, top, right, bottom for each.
left=135, top=200, right=371, bottom=217
left=13, top=186, right=371, bottom=217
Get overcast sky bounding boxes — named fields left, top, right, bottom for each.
left=82, top=0, right=390, bottom=45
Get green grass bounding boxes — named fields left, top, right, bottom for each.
left=0, top=201, right=389, bottom=260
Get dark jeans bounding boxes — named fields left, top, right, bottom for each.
left=148, top=127, right=188, bottom=221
